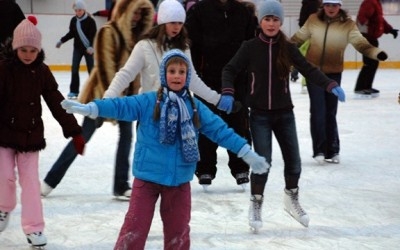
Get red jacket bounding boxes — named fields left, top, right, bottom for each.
left=357, top=0, right=393, bottom=39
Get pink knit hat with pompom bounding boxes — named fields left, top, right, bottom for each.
left=12, top=16, right=42, bottom=51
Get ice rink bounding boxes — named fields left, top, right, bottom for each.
left=1, top=69, right=400, bottom=249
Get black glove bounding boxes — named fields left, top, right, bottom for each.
left=390, top=29, right=398, bottom=39
left=92, top=11, right=100, bottom=16
left=377, top=51, right=388, bottom=61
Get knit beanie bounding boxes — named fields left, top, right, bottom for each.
left=73, top=0, right=87, bottom=10
left=12, top=16, right=42, bottom=51
left=160, top=49, right=191, bottom=88
left=257, top=0, right=284, bottom=24
left=157, top=0, right=186, bottom=25
left=322, top=0, right=342, bottom=5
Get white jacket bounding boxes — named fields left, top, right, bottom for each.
left=103, top=39, right=221, bottom=105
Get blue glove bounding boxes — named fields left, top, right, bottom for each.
left=332, top=86, right=346, bottom=102
left=61, top=100, right=99, bottom=119
left=238, top=144, right=270, bottom=174
left=217, top=95, right=234, bottom=114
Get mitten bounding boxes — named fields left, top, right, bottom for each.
left=377, top=51, right=388, bottom=61
left=61, top=100, right=99, bottom=119
left=238, top=144, right=269, bottom=174
left=390, top=29, right=398, bottom=39
left=332, top=86, right=346, bottom=102
left=72, top=134, right=85, bottom=155
left=56, top=40, right=62, bottom=48
left=86, top=47, right=94, bottom=55
left=217, top=95, right=234, bottom=114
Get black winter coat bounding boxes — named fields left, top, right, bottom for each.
left=0, top=51, right=82, bottom=152
left=0, top=0, right=25, bottom=44
left=60, top=13, right=97, bottom=51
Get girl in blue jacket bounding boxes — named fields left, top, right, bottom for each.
left=61, top=49, right=268, bottom=250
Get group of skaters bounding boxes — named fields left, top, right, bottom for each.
left=0, top=0, right=397, bottom=249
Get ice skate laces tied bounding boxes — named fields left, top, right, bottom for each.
left=288, top=191, right=306, bottom=216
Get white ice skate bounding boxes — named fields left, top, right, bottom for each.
left=313, top=154, right=325, bottom=165
left=284, top=188, right=309, bottom=227
left=40, top=181, right=53, bottom=197
left=27, top=232, right=47, bottom=248
left=249, top=195, right=263, bottom=233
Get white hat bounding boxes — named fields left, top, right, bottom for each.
left=157, top=0, right=186, bottom=25
left=322, top=0, right=342, bottom=5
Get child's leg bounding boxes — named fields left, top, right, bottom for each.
left=16, top=151, right=44, bottom=234
left=114, top=179, right=159, bottom=250
left=0, top=147, right=18, bottom=213
left=160, top=183, right=191, bottom=250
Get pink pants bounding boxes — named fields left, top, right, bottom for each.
left=0, top=147, right=44, bottom=234
left=114, top=178, right=191, bottom=250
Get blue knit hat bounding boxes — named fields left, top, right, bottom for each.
left=257, top=0, right=284, bottom=24
left=159, top=49, right=192, bottom=89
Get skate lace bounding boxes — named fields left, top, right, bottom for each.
left=289, top=193, right=306, bottom=216
left=0, top=211, right=8, bottom=221
left=251, top=199, right=262, bottom=221
left=236, top=172, right=248, bottom=180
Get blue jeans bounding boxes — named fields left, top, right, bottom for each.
left=306, top=73, right=341, bottom=158
left=70, top=48, right=94, bottom=94
left=249, top=110, right=301, bottom=194
left=250, top=110, right=301, bottom=176
left=44, top=117, right=133, bottom=194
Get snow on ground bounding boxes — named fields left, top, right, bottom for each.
left=1, top=69, right=400, bottom=249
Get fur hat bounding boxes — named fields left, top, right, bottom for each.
left=257, top=0, right=284, bottom=24
left=73, top=0, right=87, bottom=10
left=12, top=16, right=42, bottom=51
left=322, top=0, right=342, bottom=5
left=157, top=0, right=186, bottom=25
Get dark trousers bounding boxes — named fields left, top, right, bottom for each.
left=249, top=110, right=302, bottom=195
left=307, top=73, right=341, bottom=158
left=195, top=100, right=251, bottom=180
left=44, top=117, right=132, bottom=193
left=354, top=35, right=379, bottom=91
left=70, top=48, right=94, bottom=94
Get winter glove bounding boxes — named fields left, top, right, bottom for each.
left=56, top=40, right=62, bottom=48
left=390, top=29, right=398, bottom=39
left=217, top=95, right=234, bottom=114
left=86, top=47, right=94, bottom=55
left=61, top=100, right=99, bottom=119
left=377, top=51, right=388, bottom=61
left=72, top=134, right=85, bottom=155
left=92, top=11, right=100, bottom=16
left=331, top=86, right=346, bottom=102
left=238, top=144, right=269, bottom=174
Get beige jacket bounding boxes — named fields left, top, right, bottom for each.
left=291, top=10, right=384, bottom=74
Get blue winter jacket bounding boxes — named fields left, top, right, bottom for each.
left=94, top=93, right=247, bottom=187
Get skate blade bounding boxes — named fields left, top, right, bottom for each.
left=31, top=246, right=46, bottom=250
left=201, top=185, right=210, bottom=192
left=114, top=195, right=130, bottom=201
left=239, top=183, right=247, bottom=191
left=284, top=208, right=309, bottom=228
left=353, top=94, right=378, bottom=99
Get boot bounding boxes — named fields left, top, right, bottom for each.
left=284, top=188, right=309, bottom=227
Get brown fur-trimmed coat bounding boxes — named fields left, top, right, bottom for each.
left=79, top=0, right=154, bottom=104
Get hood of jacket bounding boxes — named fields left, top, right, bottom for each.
left=110, top=0, right=155, bottom=51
